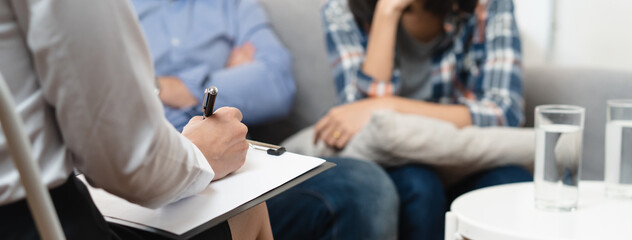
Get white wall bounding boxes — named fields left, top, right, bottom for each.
left=514, top=0, right=632, bottom=71
left=514, top=0, right=554, bottom=67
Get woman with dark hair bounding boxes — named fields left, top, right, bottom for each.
left=317, top=0, right=532, bottom=239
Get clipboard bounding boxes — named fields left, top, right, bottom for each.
left=83, top=142, right=335, bottom=239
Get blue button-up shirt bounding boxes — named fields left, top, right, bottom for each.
left=132, top=0, right=295, bottom=131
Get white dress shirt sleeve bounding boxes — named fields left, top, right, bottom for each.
left=12, top=0, right=214, bottom=208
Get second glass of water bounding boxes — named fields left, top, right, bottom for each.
left=534, top=105, right=585, bottom=211
left=605, top=100, right=632, bottom=199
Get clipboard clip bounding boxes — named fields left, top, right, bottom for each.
left=247, top=140, right=286, bottom=156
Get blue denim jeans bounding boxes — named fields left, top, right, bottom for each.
left=386, top=164, right=533, bottom=240
left=267, top=157, right=399, bottom=240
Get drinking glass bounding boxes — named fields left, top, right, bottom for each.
left=534, top=105, right=585, bottom=211
left=605, top=99, right=632, bottom=199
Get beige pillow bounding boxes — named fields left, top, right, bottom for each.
left=283, top=110, right=534, bottom=185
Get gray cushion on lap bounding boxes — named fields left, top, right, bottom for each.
left=283, top=110, right=535, bottom=185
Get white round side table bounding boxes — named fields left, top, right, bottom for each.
left=445, top=181, right=632, bottom=240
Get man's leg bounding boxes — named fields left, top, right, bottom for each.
left=447, top=165, right=533, bottom=203
left=267, top=157, right=399, bottom=240
left=386, top=164, right=446, bottom=240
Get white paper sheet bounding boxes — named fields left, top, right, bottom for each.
left=82, top=149, right=325, bottom=235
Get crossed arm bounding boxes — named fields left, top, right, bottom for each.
left=157, top=0, right=295, bottom=126
left=158, top=42, right=259, bottom=110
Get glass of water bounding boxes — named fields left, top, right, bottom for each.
left=534, top=105, right=585, bottom=211
left=605, top=100, right=632, bottom=199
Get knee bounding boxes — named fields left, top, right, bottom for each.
left=321, top=158, right=399, bottom=238
left=268, top=158, right=400, bottom=239
left=387, top=165, right=446, bottom=206
left=323, top=157, right=399, bottom=210
left=228, top=203, right=271, bottom=240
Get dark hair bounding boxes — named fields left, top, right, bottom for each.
left=348, top=0, right=478, bottom=30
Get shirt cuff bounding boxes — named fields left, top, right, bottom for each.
left=368, top=81, right=394, bottom=98
left=171, top=135, right=215, bottom=202
left=355, top=69, right=396, bottom=98
left=188, top=137, right=214, bottom=178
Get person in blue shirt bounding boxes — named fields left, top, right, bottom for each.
left=131, top=0, right=399, bottom=239
left=132, top=0, right=295, bottom=131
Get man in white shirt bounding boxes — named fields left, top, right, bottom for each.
left=0, top=0, right=271, bottom=239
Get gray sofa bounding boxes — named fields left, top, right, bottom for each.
left=524, top=68, right=632, bottom=180
left=249, top=0, right=337, bottom=145
left=253, top=0, right=632, bottom=180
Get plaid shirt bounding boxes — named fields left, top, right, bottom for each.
left=322, top=0, right=524, bottom=127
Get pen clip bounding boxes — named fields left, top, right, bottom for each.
left=247, top=140, right=286, bottom=156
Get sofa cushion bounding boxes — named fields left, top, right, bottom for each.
left=524, top=67, right=632, bottom=180
left=283, top=110, right=535, bottom=186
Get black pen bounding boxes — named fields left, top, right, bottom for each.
left=202, top=86, right=218, bottom=119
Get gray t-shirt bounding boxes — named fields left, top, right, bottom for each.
left=395, top=25, right=442, bottom=100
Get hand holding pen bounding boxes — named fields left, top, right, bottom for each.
left=181, top=86, right=248, bottom=180
left=200, top=86, right=285, bottom=156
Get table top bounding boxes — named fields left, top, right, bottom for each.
left=450, top=181, right=632, bottom=240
